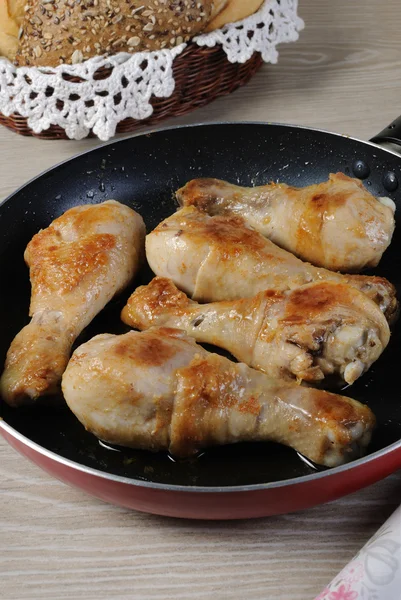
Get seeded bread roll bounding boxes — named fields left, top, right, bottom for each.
left=14, top=0, right=265, bottom=67
left=15, top=0, right=217, bottom=67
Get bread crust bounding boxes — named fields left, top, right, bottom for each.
left=1, top=0, right=264, bottom=65
left=206, top=0, right=264, bottom=31
left=15, top=0, right=215, bottom=67
left=0, top=0, right=21, bottom=60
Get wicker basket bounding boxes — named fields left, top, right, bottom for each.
left=0, top=44, right=263, bottom=141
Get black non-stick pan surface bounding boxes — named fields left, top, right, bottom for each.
left=1, top=122, right=401, bottom=488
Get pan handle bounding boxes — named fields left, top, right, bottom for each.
left=370, top=116, right=401, bottom=148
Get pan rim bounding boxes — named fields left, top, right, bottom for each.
left=1, top=120, right=400, bottom=494
left=0, top=120, right=400, bottom=210
left=1, top=418, right=401, bottom=493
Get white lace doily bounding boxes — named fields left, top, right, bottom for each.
left=0, top=0, right=304, bottom=141
left=196, top=0, right=304, bottom=64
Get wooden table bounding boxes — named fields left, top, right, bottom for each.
left=1, top=1, right=400, bottom=598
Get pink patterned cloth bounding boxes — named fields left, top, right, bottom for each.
left=315, top=505, right=401, bottom=600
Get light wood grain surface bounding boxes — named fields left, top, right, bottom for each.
left=1, top=1, right=401, bottom=599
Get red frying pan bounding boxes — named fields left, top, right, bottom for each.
left=1, top=120, right=401, bottom=519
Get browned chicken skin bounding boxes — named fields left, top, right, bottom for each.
left=0, top=200, right=145, bottom=406
left=146, top=207, right=398, bottom=323
left=62, top=328, right=376, bottom=468
left=177, top=173, right=396, bottom=272
left=122, top=277, right=390, bottom=385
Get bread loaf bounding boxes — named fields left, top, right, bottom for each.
left=6, top=0, right=25, bottom=20
left=0, top=31, right=18, bottom=63
left=0, top=0, right=25, bottom=60
left=11, top=0, right=264, bottom=67
left=207, top=1, right=264, bottom=31
left=15, top=0, right=217, bottom=67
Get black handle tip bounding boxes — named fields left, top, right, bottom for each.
left=370, top=116, right=401, bottom=148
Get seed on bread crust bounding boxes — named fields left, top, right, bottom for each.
left=15, top=0, right=215, bottom=66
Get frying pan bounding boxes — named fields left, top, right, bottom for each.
left=1, top=120, right=401, bottom=520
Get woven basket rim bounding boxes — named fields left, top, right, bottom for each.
left=0, top=44, right=263, bottom=140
